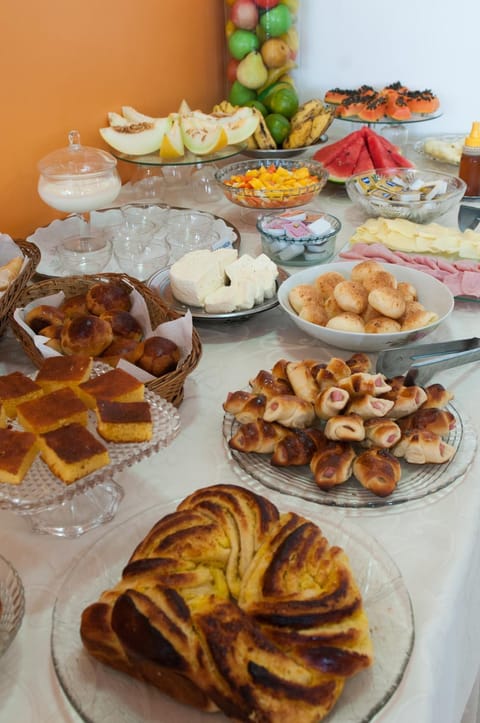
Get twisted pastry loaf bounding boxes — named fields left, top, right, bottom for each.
left=80, top=484, right=373, bottom=722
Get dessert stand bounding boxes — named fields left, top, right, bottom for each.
left=0, top=391, right=181, bottom=538
left=336, top=111, right=443, bottom=151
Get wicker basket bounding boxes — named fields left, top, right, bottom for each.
left=9, top=272, right=202, bottom=407
left=0, top=239, right=41, bottom=337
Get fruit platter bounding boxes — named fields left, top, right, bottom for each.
left=313, top=127, right=413, bottom=183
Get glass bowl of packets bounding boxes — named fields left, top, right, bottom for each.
left=256, top=210, right=341, bottom=266
left=345, top=168, right=466, bottom=224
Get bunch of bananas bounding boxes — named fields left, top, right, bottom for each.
left=212, top=98, right=334, bottom=151
left=283, top=99, right=335, bottom=149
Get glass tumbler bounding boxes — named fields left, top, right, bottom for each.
left=111, top=221, right=171, bottom=279
left=58, top=231, right=112, bottom=275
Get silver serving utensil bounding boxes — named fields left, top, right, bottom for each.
left=458, top=204, right=480, bottom=231
left=376, top=337, right=480, bottom=386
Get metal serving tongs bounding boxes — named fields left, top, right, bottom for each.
left=376, top=337, right=480, bottom=386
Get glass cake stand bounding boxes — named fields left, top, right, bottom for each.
left=336, top=111, right=443, bottom=152
left=113, top=144, right=245, bottom=204
left=0, top=391, right=181, bottom=538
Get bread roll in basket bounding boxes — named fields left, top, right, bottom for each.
left=9, top=272, right=202, bottom=406
left=80, top=484, right=373, bottom=722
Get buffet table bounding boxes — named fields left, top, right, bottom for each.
left=0, top=137, right=479, bottom=723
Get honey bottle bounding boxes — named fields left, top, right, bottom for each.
left=459, top=121, right=480, bottom=197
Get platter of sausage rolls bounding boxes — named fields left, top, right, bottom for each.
left=222, top=353, right=477, bottom=510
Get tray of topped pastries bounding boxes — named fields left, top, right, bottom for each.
left=222, top=353, right=476, bottom=511
left=0, top=355, right=180, bottom=513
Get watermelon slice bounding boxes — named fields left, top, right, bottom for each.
left=352, top=143, right=375, bottom=175
left=365, top=131, right=414, bottom=169
left=312, top=129, right=365, bottom=167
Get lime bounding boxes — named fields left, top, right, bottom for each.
left=267, top=87, right=299, bottom=118
left=229, top=80, right=257, bottom=107
left=228, top=29, right=259, bottom=60
left=260, top=5, right=292, bottom=37
left=265, top=113, right=291, bottom=145
left=245, top=99, right=269, bottom=116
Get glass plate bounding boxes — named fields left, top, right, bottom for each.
left=223, top=402, right=477, bottom=513
left=51, top=497, right=414, bottom=723
left=413, top=135, right=464, bottom=166
left=147, top=266, right=289, bottom=322
left=242, top=135, right=329, bottom=159
left=0, top=554, right=25, bottom=657
left=336, top=111, right=442, bottom=125
left=112, top=144, right=245, bottom=167
left=0, top=386, right=180, bottom=515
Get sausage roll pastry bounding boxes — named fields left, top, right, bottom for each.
left=393, top=429, right=456, bottom=464
left=324, top=413, right=365, bottom=442
left=420, top=383, right=455, bottom=409
left=313, top=386, right=350, bottom=420
left=229, top=419, right=288, bottom=454
left=363, top=418, right=402, bottom=449
left=315, top=357, right=352, bottom=390
left=286, top=360, right=320, bottom=403
left=263, top=395, right=316, bottom=429
left=270, top=428, right=326, bottom=467
left=387, top=386, right=428, bottom=419
left=338, top=372, right=391, bottom=397
left=249, top=370, right=293, bottom=399
left=223, top=391, right=267, bottom=423
left=398, top=407, right=456, bottom=436
left=345, top=352, right=372, bottom=374
left=352, top=448, right=402, bottom=498
left=270, top=358, right=290, bottom=382
left=346, top=394, right=395, bottom=419
left=310, top=440, right=356, bottom=489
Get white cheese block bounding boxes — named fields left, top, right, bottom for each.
left=233, top=278, right=257, bottom=309
left=204, top=285, right=238, bottom=314
left=169, top=248, right=238, bottom=307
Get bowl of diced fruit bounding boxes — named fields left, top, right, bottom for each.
left=215, top=159, right=328, bottom=210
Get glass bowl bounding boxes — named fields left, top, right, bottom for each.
left=0, top=554, right=25, bottom=657
left=257, top=210, right=341, bottom=266
left=58, top=231, right=113, bottom=275
left=277, top=260, right=454, bottom=352
left=215, top=159, right=328, bottom=210
left=345, top=168, right=466, bottom=224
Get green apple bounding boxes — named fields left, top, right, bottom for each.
left=229, top=80, right=257, bottom=106
left=260, top=4, right=292, bottom=37
left=228, top=29, right=260, bottom=60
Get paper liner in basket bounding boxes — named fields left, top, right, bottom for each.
left=0, top=234, right=29, bottom=295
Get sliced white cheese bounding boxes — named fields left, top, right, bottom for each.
left=204, top=285, right=238, bottom=313
left=169, top=249, right=226, bottom=307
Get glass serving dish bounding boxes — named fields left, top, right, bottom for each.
left=0, top=554, right=25, bottom=657
left=51, top=497, right=414, bottom=723
left=215, top=158, right=328, bottom=210
left=0, top=379, right=181, bottom=537
left=223, top=402, right=477, bottom=513
left=414, top=134, right=465, bottom=166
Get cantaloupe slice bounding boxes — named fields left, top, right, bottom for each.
left=181, top=115, right=228, bottom=155
left=99, top=119, right=168, bottom=156
left=159, top=117, right=184, bottom=160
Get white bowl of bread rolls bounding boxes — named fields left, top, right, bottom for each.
left=278, top=260, right=454, bottom=351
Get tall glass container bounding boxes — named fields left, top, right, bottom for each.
left=223, top=0, right=300, bottom=110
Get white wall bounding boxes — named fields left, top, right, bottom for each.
left=298, top=0, right=479, bottom=135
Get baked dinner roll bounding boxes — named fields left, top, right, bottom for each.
left=364, top=316, right=402, bottom=334
left=100, top=310, right=143, bottom=341
left=137, top=336, right=180, bottom=376
left=61, top=314, right=113, bottom=357
left=86, top=281, right=131, bottom=315
left=25, top=304, right=65, bottom=334
left=323, top=295, right=343, bottom=319
left=350, top=260, right=384, bottom=284
left=288, top=284, right=321, bottom=314
left=397, top=281, right=417, bottom=303
left=368, top=287, right=406, bottom=319
left=360, top=269, right=397, bottom=293
left=326, top=312, right=365, bottom=333
left=60, top=293, right=89, bottom=318
left=313, top=270, right=345, bottom=300
left=299, top=303, right=328, bottom=326
left=333, top=280, right=368, bottom=314
left=100, top=338, right=145, bottom=367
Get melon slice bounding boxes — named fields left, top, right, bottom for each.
left=181, top=115, right=228, bottom=155
left=213, top=107, right=259, bottom=145
left=99, top=119, right=169, bottom=156
left=121, top=106, right=159, bottom=124
left=107, top=111, right=130, bottom=127
left=160, top=116, right=184, bottom=160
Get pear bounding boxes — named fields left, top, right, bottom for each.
left=236, top=51, right=268, bottom=90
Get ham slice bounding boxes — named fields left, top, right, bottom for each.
left=340, top=243, right=480, bottom=298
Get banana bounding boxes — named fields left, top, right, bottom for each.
left=283, top=99, right=335, bottom=149
left=252, top=109, right=276, bottom=150
left=212, top=100, right=238, bottom=115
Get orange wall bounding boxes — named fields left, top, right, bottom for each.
left=0, top=0, right=225, bottom=239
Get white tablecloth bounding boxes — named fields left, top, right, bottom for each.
left=1, top=139, right=479, bottom=723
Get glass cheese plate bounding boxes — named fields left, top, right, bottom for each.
left=0, top=554, right=25, bottom=657
left=51, top=497, right=414, bottom=723
left=223, top=402, right=477, bottom=514
left=413, top=134, right=465, bottom=166
left=0, top=383, right=180, bottom=537
left=111, top=144, right=245, bottom=167
left=147, top=266, right=289, bottom=322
